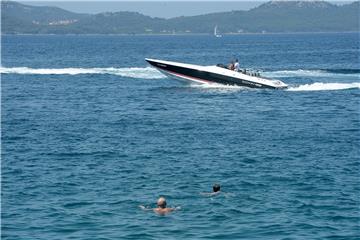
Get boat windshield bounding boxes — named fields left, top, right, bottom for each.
left=216, top=63, right=261, bottom=76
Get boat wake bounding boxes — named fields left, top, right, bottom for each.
left=0, top=66, right=165, bottom=79
left=191, top=83, right=244, bottom=90
left=192, top=82, right=360, bottom=92
left=3, top=66, right=359, bottom=80
left=2, top=66, right=359, bottom=92
left=287, top=82, right=360, bottom=91
left=189, top=83, right=245, bottom=92
left=264, top=69, right=360, bottom=78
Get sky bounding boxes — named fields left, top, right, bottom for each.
left=20, top=1, right=352, bottom=19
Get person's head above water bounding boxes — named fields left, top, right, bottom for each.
left=213, top=184, right=221, bottom=192
left=157, top=197, right=167, bottom=209
left=140, top=197, right=179, bottom=214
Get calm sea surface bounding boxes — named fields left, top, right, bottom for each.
left=2, top=33, right=360, bottom=239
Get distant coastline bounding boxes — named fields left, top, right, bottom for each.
left=3, top=31, right=360, bottom=36
left=2, top=1, right=359, bottom=34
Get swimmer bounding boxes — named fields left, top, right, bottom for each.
left=200, top=184, right=221, bottom=196
left=213, top=183, right=221, bottom=193
left=139, top=197, right=180, bottom=215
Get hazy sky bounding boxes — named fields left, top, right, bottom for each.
left=20, top=1, right=352, bottom=19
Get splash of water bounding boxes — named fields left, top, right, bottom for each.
left=287, top=82, right=360, bottom=91
left=2, top=66, right=359, bottom=92
left=0, top=66, right=165, bottom=79
left=263, top=69, right=360, bottom=78
left=191, top=83, right=244, bottom=90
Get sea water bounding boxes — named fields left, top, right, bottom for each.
left=2, top=33, right=360, bottom=239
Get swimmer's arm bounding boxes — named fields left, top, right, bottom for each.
left=139, top=205, right=153, bottom=211
left=200, top=192, right=220, bottom=196
left=200, top=192, right=212, bottom=196
left=164, top=206, right=180, bottom=213
left=223, top=192, right=235, bottom=197
left=172, top=206, right=181, bottom=211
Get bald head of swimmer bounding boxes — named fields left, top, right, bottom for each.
left=157, top=197, right=167, bottom=209
left=213, top=184, right=221, bottom=193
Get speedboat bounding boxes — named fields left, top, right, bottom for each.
left=146, top=58, right=288, bottom=89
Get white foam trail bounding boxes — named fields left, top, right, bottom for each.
left=0, top=66, right=165, bottom=79
left=191, top=82, right=244, bottom=89
left=264, top=69, right=360, bottom=78
left=189, top=83, right=246, bottom=93
left=287, top=82, right=360, bottom=91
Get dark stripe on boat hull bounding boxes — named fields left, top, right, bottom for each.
left=146, top=59, right=277, bottom=89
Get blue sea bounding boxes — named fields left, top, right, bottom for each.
left=2, top=33, right=360, bottom=239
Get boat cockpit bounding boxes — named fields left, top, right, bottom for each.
left=216, top=63, right=261, bottom=77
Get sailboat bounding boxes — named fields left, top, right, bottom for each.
left=214, top=25, right=222, bottom=37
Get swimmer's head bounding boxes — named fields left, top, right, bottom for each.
left=213, top=184, right=221, bottom=192
left=157, top=197, right=167, bottom=208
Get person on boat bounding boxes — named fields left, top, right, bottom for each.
left=228, top=61, right=235, bottom=71
left=200, top=184, right=221, bottom=196
left=234, top=59, right=240, bottom=72
left=139, top=197, right=180, bottom=215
